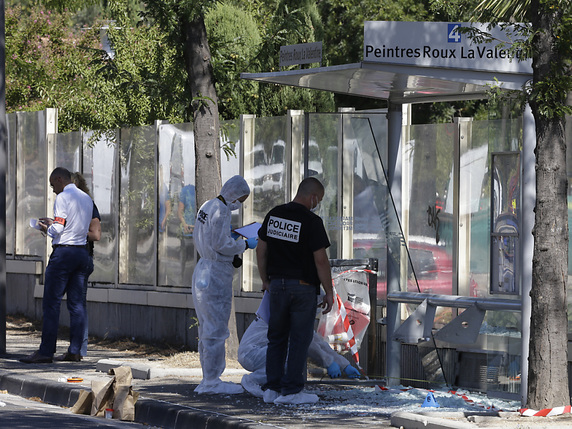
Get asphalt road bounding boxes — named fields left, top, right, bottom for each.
left=0, top=392, right=155, bottom=429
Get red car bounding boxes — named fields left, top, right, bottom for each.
left=355, top=239, right=454, bottom=302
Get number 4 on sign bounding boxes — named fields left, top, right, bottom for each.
left=448, top=24, right=462, bottom=43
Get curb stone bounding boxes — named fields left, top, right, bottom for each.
left=0, top=369, right=260, bottom=429
left=0, top=369, right=83, bottom=408
left=96, top=359, right=248, bottom=380
left=391, top=411, right=476, bottom=429
left=135, top=397, right=267, bottom=429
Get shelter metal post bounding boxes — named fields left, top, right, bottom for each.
left=386, top=101, right=403, bottom=386
left=367, top=258, right=379, bottom=376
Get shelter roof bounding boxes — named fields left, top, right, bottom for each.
left=241, top=62, right=532, bottom=104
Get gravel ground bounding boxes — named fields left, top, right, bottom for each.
left=6, top=314, right=247, bottom=370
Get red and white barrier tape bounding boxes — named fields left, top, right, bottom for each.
left=336, top=293, right=359, bottom=362
left=520, top=405, right=572, bottom=417
left=376, top=386, right=572, bottom=417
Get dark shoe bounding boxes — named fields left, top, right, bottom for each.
left=19, top=351, right=53, bottom=364
left=54, top=352, right=82, bottom=362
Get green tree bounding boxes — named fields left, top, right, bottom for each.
left=433, top=0, right=571, bottom=410
left=5, top=2, right=187, bottom=132
left=204, top=1, right=261, bottom=120
left=247, top=0, right=335, bottom=117
left=5, top=6, right=100, bottom=124
left=90, top=1, right=187, bottom=129
left=319, top=0, right=433, bottom=66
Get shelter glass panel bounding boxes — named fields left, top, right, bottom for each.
left=16, top=111, right=47, bottom=257
left=481, top=309, right=522, bottom=395
left=252, top=116, right=289, bottom=216
left=55, top=131, right=82, bottom=172
left=307, top=112, right=389, bottom=302
left=343, top=114, right=388, bottom=302
left=242, top=116, right=289, bottom=292
left=118, top=126, right=156, bottom=285
left=221, top=119, right=249, bottom=292
left=308, top=114, right=340, bottom=258
left=404, top=123, right=455, bottom=295
left=221, top=119, right=241, bottom=183
left=157, top=123, right=196, bottom=288
left=400, top=123, right=455, bottom=328
left=84, top=131, right=118, bottom=284
left=6, top=114, right=16, bottom=254
left=459, top=120, right=491, bottom=298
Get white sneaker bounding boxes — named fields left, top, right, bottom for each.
left=274, top=392, right=319, bottom=405
left=263, top=389, right=280, bottom=403
left=195, top=381, right=244, bottom=395
left=241, top=374, right=264, bottom=398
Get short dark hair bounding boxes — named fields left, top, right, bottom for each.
left=297, top=177, right=324, bottom=196
left=50, top=167, right=72, bottom=180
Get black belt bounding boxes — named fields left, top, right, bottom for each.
left=53, top=244, right=87, bottom=248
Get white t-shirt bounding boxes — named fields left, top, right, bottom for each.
left=47, top=183, right=93, bottom=246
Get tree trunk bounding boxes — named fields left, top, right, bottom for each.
left=183, top=15, right=240, bottom=360
left=527, top=0, right=570, bottom=409
left=184, top=15, right=221, bottom=207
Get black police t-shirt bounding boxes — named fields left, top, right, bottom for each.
left=259, top=201, right=330, bottom=289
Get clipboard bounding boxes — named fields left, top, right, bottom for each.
left=232, top=222, right=262, bottom=239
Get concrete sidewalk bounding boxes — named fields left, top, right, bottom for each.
left=2, top=320, right=571, bottom=429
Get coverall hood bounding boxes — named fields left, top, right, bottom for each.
left=220, top=175, right=250, bottom=205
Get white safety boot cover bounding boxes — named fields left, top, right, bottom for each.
left=241, top=373, right=264, bottom=398
left=263, top=389, right=280, bottom=403
left=195, top=380, right=244, bottom=395
left=274, top=392, right=319, bottom=405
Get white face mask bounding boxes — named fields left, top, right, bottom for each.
left=228, top=200, right=242, bottom=211
left=310, top=195, right=320, bottom=213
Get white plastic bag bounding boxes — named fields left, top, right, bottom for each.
left=317, top=269, right=371, bottom=363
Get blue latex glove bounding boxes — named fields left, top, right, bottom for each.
left=344, top=365, right=361, bottom=379
left=327, top=362, right=342, bottom=378
left=246, top=237, right=258, bottom=249
left=230, top=227, right=240, bottom=240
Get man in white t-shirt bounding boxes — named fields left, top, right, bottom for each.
left=21, top=167, right=93, bottom=364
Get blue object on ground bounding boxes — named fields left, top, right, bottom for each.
left=421, top=392, right=440, bottom=408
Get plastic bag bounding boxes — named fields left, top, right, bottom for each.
left=317, top=269, right=371, bottom=362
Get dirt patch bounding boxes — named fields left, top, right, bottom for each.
left=6, top=314, right=241, bottom=369
left=6, top=314, right=42, bottom=332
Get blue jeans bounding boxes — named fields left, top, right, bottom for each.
left=81, top=255, right=94, bottom=356
left=39, top=246, right=90, bottom=357
left=264, top=279, right=317, bottom=396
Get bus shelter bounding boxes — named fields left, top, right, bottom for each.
left=242, top=21, right=535, bottom=402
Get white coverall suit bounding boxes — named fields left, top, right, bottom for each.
left=238, top=317, right=356, bottom=398
left=192, top=175, right=251, bottom=395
